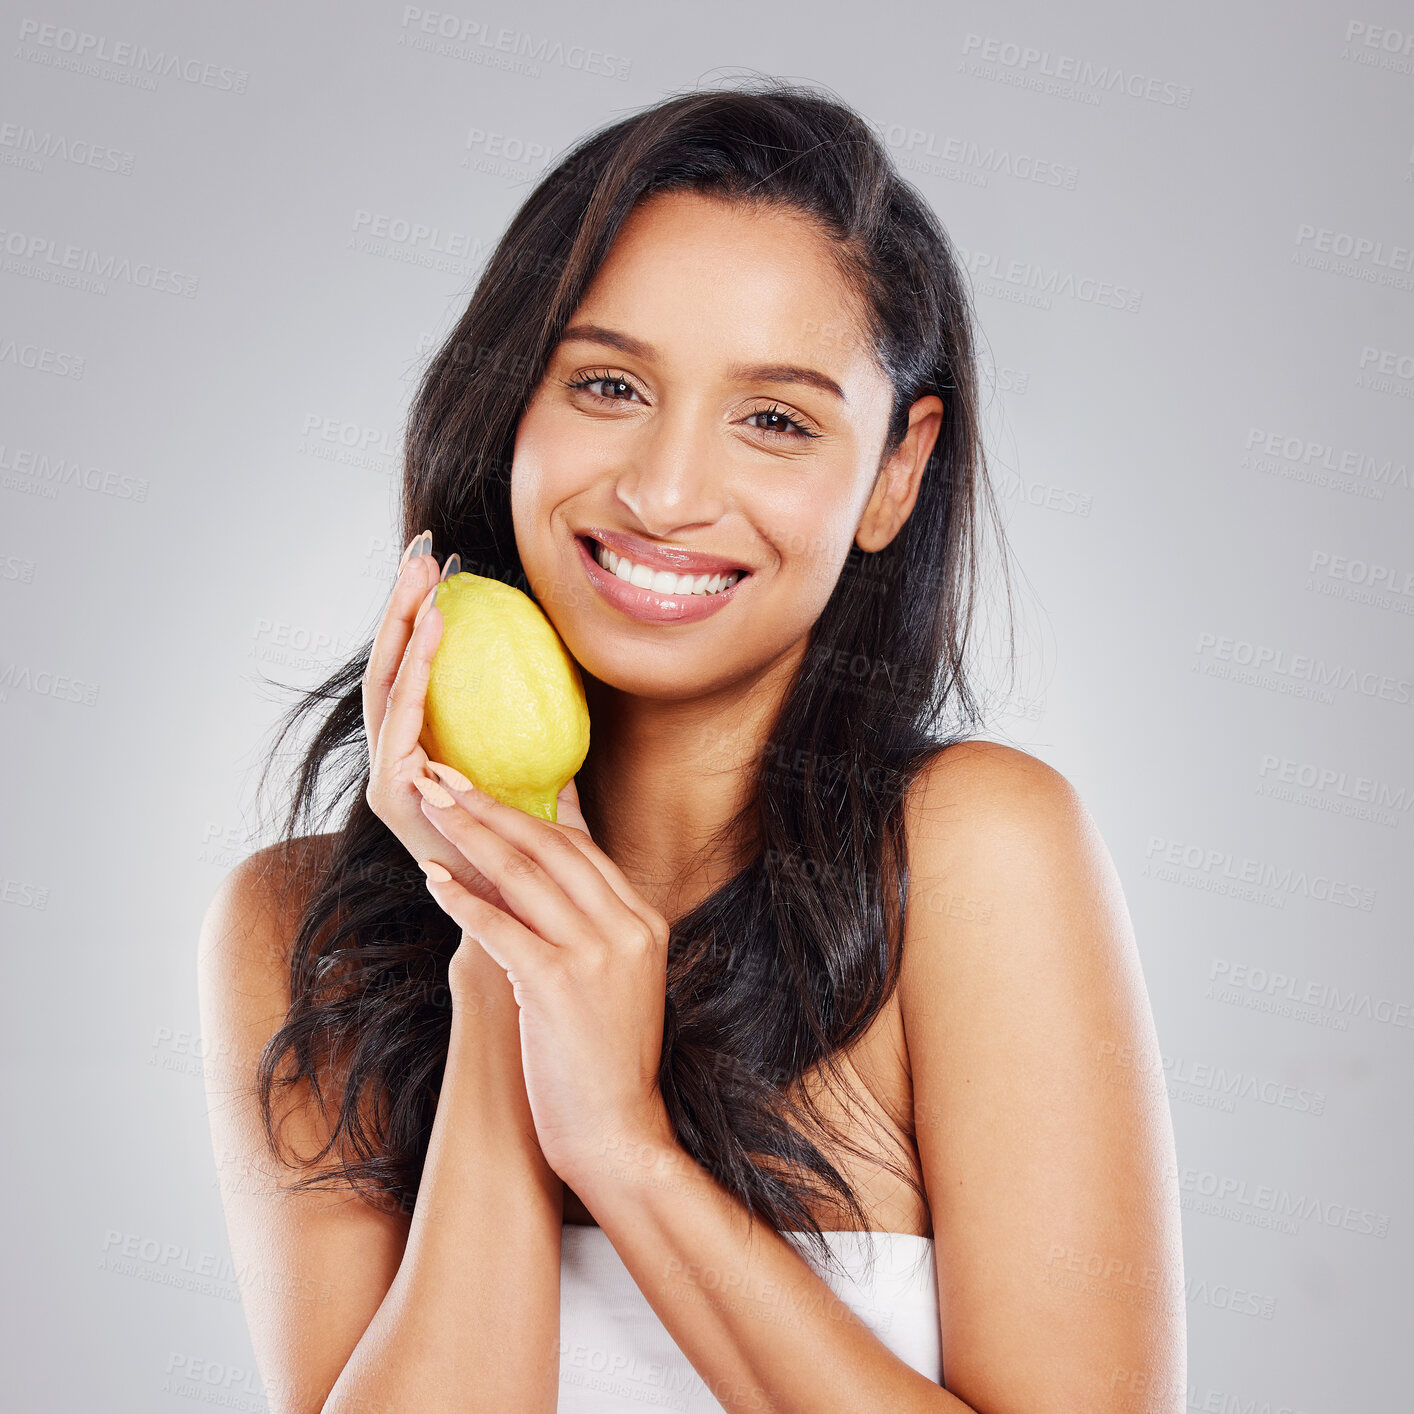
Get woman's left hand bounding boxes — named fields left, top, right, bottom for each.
left=412, top=762, right=673, bottom=1186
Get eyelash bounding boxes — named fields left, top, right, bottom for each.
left=560, top=369, right=821, bottom=441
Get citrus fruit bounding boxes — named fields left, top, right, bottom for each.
left=418, top=572, right=590, bottom=822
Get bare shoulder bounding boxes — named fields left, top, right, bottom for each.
left=902, top=737, right=1090, bottom=845
left=197, top=832, right=340, bottom=1007
left=196, top=831, right=346, bottom=1134
left=899, top=739, right=1113, bottom=946
left=200, top=831, right=341, bottom=947
left=897, top=739, right=1185, bottom=1411
left=897, top=736, right=1145, bottom=1062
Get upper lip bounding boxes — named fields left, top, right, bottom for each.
left=579, top=526, right=752, bottom=578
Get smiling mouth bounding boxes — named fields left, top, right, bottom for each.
left=578, top=535, right=750, bottom=598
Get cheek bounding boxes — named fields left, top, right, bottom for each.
left=511, top=409, right=588, bottom=551
left=748, top=486, right=860, bottom=600
left=511, top=406, right=553, bottom=509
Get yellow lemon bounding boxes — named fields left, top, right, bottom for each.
left=419, top=572, right=590, bottom=822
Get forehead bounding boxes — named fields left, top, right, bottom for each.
left=567, top=190, right=880, bottom=391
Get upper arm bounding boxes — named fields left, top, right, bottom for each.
left=898, top=742, right=1186, bottom=1414
left=196, top=840, right=412, bottom=1414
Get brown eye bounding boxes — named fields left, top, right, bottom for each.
left=562, top=372, right=642, bottom=402
left=746, top=405, right=819, bottom=440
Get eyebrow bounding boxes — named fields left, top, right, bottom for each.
left=558, top=322, right=847, bottom=403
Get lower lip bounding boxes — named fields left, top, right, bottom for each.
left=574, top=536, right=750, bottom=624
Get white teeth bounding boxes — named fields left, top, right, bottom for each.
left=592, top=540, right=742, bottom=596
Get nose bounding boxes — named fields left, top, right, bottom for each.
left=613, top=402, right=728, bottom=533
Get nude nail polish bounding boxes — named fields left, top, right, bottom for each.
left=413, top=583, right=439, bottom=628
left=427, top=760, right=475, bottom=794
left=418, top=859, right=452, bottom=882
left=411, top=773, right=456, bottom=809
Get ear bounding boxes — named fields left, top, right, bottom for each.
left=855, top=394, right=944, bottom=554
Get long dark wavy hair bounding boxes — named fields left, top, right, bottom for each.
left=250, top=76, right=1017, bottom=1281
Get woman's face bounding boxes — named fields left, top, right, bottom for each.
left=511, top=189, right=937, bottom=700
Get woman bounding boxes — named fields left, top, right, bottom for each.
left=198, top=79, right=1186, bottom=1413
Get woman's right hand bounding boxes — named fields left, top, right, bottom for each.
left=363, top=531, right=595, bottom=1012
left=362, top=530, right=509, bottom=915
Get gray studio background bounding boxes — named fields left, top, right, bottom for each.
left=2, top=3, right=1410, bottom=1409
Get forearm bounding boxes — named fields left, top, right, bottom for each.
left=569, top=1113, right=971, bottom=1414
left=324, top=967, right=562, bottom=1413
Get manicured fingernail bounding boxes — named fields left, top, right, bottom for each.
left=418, top=858, right=452, bottom=882
left=418, top=530, right=433, bottom=556
left=427, top=760, right=475, bottom=794
left=440, top=553, right=461, bottom=581
left=411, top=773, right=457, bottom=808
left=413, top=583, right=439, bottom=627
left=398, top=534, right=419, bottom=573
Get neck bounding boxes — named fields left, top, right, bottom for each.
left=576, top=646, right=804, bottom=923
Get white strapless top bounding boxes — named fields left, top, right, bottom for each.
left=558, top=1225, right=943, bottom=1411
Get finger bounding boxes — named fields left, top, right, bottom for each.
left=363, top=532, right=435, bottom=763
left=417, top=859, right=552, bottom=981
left=551, top=776, right=589, bottom=834
left=553, top=776, right=668, bottom=932
left=429, top=764, right=667, bottom=934
left=374, top=578, right=443, bottom=781
left=363, top=533, right=432, bottom=748
left=404, top=791, right=513, bottom=914
left=413, top=774, right=632, bottom=949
